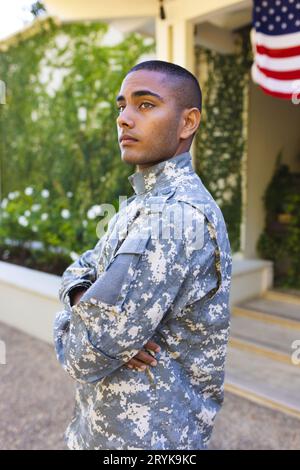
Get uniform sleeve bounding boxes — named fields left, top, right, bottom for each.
left=53, top=205, right=204, bottom=384
left=58, top=213, right=118, bottom=310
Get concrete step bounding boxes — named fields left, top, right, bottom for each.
left=225, top=346, right=300, bottom=420
left=225, top=293, right=300, bottom=420
left=229, top=313, right=299, bottom=360
left=235, top=294, right=300, bottom=323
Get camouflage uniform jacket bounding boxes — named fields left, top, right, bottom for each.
left=53, top=151, right=232, bottom=450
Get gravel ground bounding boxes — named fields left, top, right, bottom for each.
left=0, top=321, right=299, bottom=450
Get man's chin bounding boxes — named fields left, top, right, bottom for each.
left=121, top=150, right=143, bottom=166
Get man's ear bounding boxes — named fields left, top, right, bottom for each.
left=179, top=108, right=201, bottom=140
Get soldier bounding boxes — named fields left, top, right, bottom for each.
left=53, top=60, right=232, bottom=450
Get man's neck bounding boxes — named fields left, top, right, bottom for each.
left=137, top=147, right=191, bottom=172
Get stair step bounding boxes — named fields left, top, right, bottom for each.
left=225, top=346, right=300, bottom=420
left=229, top=337, right=291, bottom=364
left=236, top=297, right=300, bottom=323
left=264, top=290, right=300, bottom=305
left=232, top=306, right=300, bottom=330
left=230, top=313, right=299, bottom=358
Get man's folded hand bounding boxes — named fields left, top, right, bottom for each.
left=71, top=286, right=160, bottom=372
left=125, top=340, right=161, bottom=371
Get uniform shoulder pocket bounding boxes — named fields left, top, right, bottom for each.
left=116, top=234, right=150, bottom=255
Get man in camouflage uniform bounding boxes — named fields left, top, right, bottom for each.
left=53, top=60, right=232, bottom=450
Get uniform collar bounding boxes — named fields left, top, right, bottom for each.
left=128, top=151, right=193, bottom=195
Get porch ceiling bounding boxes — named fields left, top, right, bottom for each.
left=44, top=0, right=252, bottom=24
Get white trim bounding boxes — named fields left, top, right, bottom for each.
left=255, top=52, right=300, bottom=72
left=252, top=29, right=300, bottom=49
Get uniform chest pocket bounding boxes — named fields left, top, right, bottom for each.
left=84, top=235, right=150, bottom=307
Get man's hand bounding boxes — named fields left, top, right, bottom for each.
left=70, top=287, right=87, bottom=307
left=70, top=286, right=161, bottom=371
left=125, top=340, right=161, bottom=371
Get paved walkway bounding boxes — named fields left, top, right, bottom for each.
left=0, top=321, right=300, bottom=450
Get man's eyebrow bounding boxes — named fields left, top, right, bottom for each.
left=116, top=90, right=164, bottom=103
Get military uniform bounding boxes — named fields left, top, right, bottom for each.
left=53, top=151, right=232, bottom=450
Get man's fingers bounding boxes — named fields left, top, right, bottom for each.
left=144, top=340, right=161, bottom=352
left=135, top=350, right=158, bottom=366
left=125, top=351, right=158, bottom=370
left=126, top=358, right=147, bottom=370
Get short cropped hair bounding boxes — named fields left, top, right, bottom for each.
left=126, top=60, right=202, bottom=113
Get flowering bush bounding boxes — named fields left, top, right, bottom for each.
left=0, top=185, right=115, bottom=274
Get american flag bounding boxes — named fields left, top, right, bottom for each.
left=251, top=0, right=300, bottom=100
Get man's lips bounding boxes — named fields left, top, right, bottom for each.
left=119, top=135, right=138, bottom=145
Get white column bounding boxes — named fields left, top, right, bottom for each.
left=155, top=18, right=173, bottom=62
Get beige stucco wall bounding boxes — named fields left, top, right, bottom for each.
left=244, top=80, right=300, bottom=259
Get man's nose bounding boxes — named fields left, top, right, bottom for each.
left=117, top=107, right=134, bottom=128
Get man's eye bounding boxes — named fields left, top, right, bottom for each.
left=140, top=102, right=154, bottom=109
left=117, top=105, right=125, bottom=113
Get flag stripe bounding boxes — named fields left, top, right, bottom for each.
left=260, top=86, right=293, bottom=100
left=257, top=65, right=300, bottom=80
left=251, top=63, right=299, bottom=95
left=256, top=44, right=300, bottom=58
left=253, top=30, right=300, bottom=49
left=255, top=52, right=300, bottom=72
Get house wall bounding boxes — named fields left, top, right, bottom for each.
left=244, top=80, right=300, bottom=259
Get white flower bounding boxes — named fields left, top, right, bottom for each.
left=8, top=191, right=18, bottom=200
left=31, top=111, right=38, bottom=122
left=218, top=179, right=225, bottom=190
left=1, top=198, right=8, bottom=208
left=100, top=176, right=106, bottom=183
left=82, top=220, right=88, bottom=227
left=18, top=216, right=28, bottom=227
left=31, top=203, right=41, bottom=212
left=25, top=187, right=33, bottom=196
left=66, top=191, right=73, bottom=198
left=98, top=101, right=110, bottom=109
left=61, top=209, right=70, bottom=219
left=227, top=174, right=237, bottom=187
left=32, top=225, right=38, bottom=232
left=223, top=190, right=232, bottom=202
left=24, top=210, right=31, bottom=217
left=78, top=107, right=87, bottom=122
left=87, top=205, right=102, bottom=219
left=41, top=189, right=49, bottom=198
left=70, top=251, right=79, bottom=261
left=41, top=213, right=48, bottom=221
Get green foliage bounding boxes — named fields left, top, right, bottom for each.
left=0, top=184, right=112, bottom=251
left=257, top=156, right=300, bottom=288
left=195, top=27, right=252, bottom=252
left=262, top=151, right=292, bottom=218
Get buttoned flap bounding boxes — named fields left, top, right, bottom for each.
left=87, top=234, right=150, bottom=307
left=115, top=234, right=150, bottom=255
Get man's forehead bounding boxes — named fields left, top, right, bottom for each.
left=119, top=70, right=173, bottom=97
